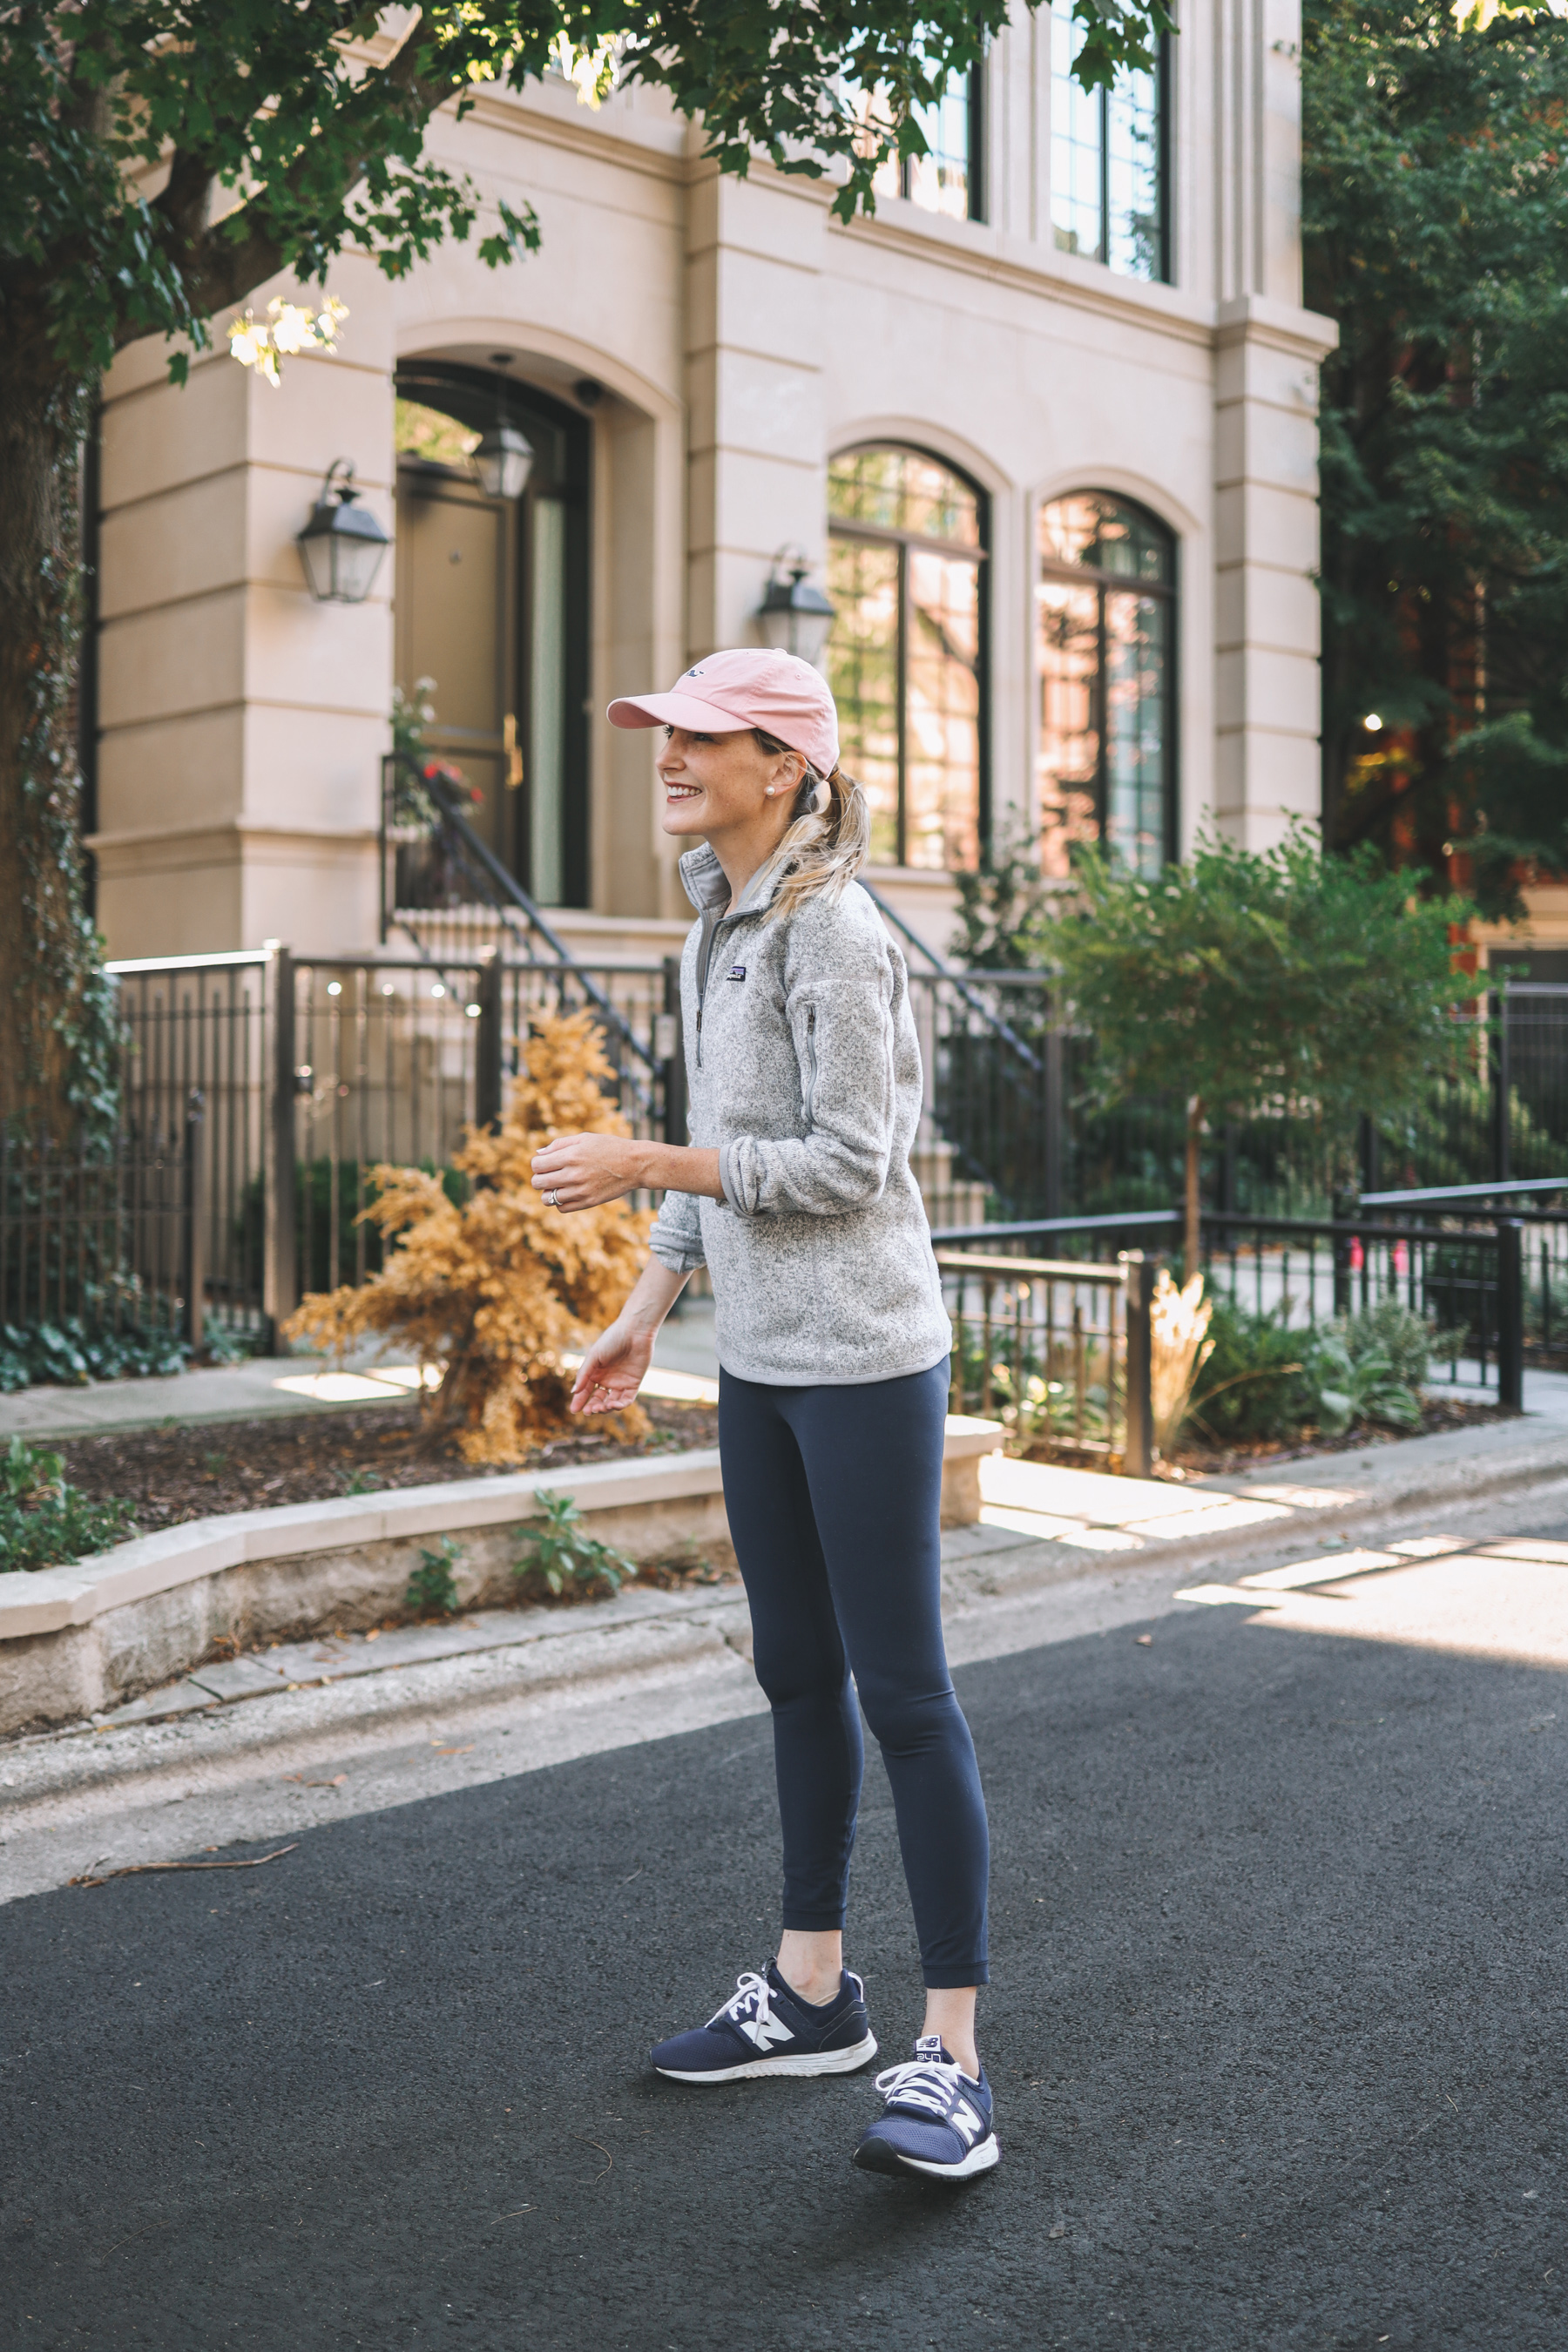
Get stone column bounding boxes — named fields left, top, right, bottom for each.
left=683, top=162, right=828, bottom=665
left=1211, top=0, right=1337, bottom=848
left=92, top=258, right=395, bottom=956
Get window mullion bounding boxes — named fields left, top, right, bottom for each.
left=896, top=538, right=909, bottom=868
left=1096, top=583, right=1109, bottom=844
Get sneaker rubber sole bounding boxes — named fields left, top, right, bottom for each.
left=853, top=2129, right=1002, bottom=2180
left=655, top=2031, right=878, bottom=2084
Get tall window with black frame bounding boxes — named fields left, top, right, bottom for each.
left=1036, top=493, right=1175, bottom=879
left=827, top=446, right=988, bottom=874
left=868, top=67, right=983, bottom=220
left=1050, top=0, right=1167, bottom=280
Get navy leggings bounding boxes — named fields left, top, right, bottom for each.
left=719, top=1360, right=990, bottom=1989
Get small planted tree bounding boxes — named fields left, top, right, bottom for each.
left=1035, top=831, right=1482, bottom=1273
left=284, top=1011, right=650, bottom=1464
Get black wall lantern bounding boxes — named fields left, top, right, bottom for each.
left=473, top=353, right=535, bottom=501
left=473, top=422, right=534, bottom=501
left=296, top=458, right=390, bottom=604
left=757, top=546, right=835, bottom=666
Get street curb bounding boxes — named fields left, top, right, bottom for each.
left=9, top=1437, right=1568, bottom=1819
left=0, top=1601, right=754, bottom=1816
left=0, top=1423, right=1004, bottom=1740
left=3, top=1409, right=1565, bottom=1801
left=1220, top=1419, right=1567, bottom=1527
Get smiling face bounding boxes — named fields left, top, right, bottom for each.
left=657, top=726, right=804, bottom=849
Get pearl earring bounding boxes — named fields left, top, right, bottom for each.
left=765, top=787, right=776, bottom=797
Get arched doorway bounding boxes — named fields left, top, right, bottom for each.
left=394, top=359, right=591, bottom=907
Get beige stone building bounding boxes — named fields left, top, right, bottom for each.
left=87, top=0, right=1340, bottom=970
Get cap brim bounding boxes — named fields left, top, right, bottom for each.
left=605, top=690, right=754, bottom=734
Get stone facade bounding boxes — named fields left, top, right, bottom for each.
left=89, top=0, right=1338, bottom=966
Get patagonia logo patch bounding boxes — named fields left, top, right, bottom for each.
left=727, top=964, right=747, bottom=981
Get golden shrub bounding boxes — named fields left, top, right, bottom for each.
left=1150, top=1268, right=1216, bottom=1458
left=284, top=1010, right=652, bottom=1463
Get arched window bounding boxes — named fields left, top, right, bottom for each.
left=828, top=445, right=987, bottom=871
left=1036, top=492, right=1174, bottom=879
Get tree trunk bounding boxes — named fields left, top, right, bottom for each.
left=0, top=336, right=118, bottom=1139
left=1184, top=1095, right=1203, bottom=1278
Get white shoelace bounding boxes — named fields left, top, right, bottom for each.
left=874, top=2056, right=985, bottom=2139
left=710, top=1970, right=776, bottom=2035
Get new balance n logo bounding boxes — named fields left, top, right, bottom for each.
left=740, top=2011, right=794, bottom=2052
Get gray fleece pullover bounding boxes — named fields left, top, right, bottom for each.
left=646, top=842, right=952, bottom=1387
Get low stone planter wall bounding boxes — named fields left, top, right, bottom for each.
left=0, top=1420, right=1002, bottom=1739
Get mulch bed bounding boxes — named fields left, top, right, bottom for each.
left=52, top=1385, right=1517, bottom=1524
left=1159, top=1390, right=1517, bottom=1480
left=54, top=1396, right=720, bottom=1539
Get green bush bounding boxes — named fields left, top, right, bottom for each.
left=1184, top=1301, right=1315, bottom=1444
left=516, top=1490, right=636, bottom=1598
left=1334, top=1298, right=1430, bottom=1389
left=405, top=1537, right=463, bottom=1617
left=1311, top=1328, right=1422, bottom=1436
left=1180, top=1294, right=1431, bottom=1447
left=0, top=1316, right=188, bottom=1393
left=0, top=1437, right=138, bottom=1571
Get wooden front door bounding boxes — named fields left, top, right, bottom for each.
left=395, top=464, right=521, bottom=870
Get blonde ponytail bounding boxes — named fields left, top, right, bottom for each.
left=752, top=730, right=872, bottom=919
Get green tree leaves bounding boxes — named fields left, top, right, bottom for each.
left=1034, top=829, right=1482, bottom=1263
left=1304, top=0, right=1568, bottom=915
left=1, top=0, right=1173, bottom=385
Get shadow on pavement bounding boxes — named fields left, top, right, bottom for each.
left=3, top=1599, right=1565, bottom=2350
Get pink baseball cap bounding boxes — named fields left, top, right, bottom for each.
left=607, top=648, right=840, bottom=776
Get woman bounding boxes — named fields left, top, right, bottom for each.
left=530, top=647, right=997, bottom=2182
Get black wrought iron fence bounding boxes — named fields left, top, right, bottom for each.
left=934, top=1198, right=1551, bottom=1413
left=100, top=940, right=684, bottom=1352
left=109, top=950, right=270, bottom=1348
left=284, top=950, right=679, bottom=1301
left=936, top=1246, right=1153, bottom=1473
left=0, top=1113, right=206, bottom=1362
left=46, top=876, right=1568, bottom=1388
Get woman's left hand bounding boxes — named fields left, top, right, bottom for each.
left=531, top=1132, right=648, bottom=1213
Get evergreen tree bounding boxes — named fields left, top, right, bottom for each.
left=1304, top=0, right=1568, bottom=917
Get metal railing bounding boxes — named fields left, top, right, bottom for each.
left=100, top=938, right=686, bottom=1353
left=110, top=950, right=271, bottom=1348
left=936, top=1198, right=1554, bottom=1416
left=937, top=1246, right=1153, bottom=1474
left=282, top=949, right=681, bottom=1301
left=37, top=836, right=1568, bottom=1388
left=0, top=1110, right=206, bottom=1353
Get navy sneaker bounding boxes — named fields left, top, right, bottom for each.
left=852, top=2035, right=1001, bottom=2180
left=652, top=1963, right=877, bottom=2084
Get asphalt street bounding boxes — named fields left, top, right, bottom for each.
left=4, top=1544, right=1567, bottom=2350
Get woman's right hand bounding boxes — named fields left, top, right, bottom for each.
left=570, top=1319, right=655, bottom=1415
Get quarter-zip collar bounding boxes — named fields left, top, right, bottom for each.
left=680, top=842, right=785, bottom=1071
left=678, top=841, right=786, bottom=921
